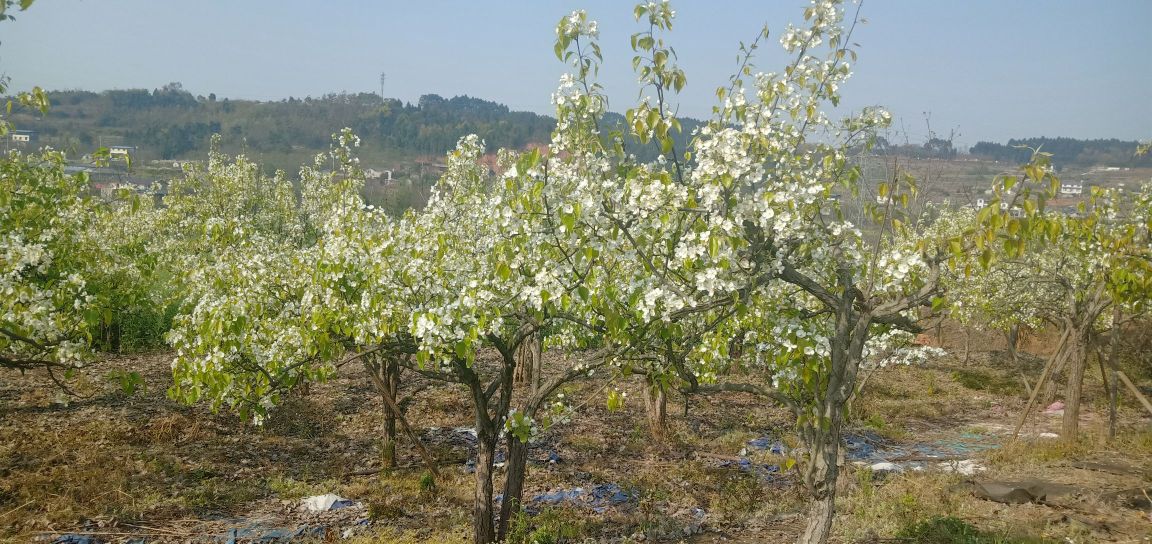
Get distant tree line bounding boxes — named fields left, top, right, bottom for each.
left=868, top=136, right=958, bottom=160
left=12, top=86, right=554, bottom=165
left=969, top=137, right=1151, bottom=168
left=25, top=85, right=1140, bottom=173
left=12, top=84, right=702, bottom=170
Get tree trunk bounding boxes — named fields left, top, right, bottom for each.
left=1012, top=328, right=1071, bottom=438
left=799, top=410, right=843, bottom=544
left=1107, top=309, right=1122, bottom=441
left=962, top=327, right=971, bottom=364
left=472, top=431, right=497, bottom=544
left=497, top=435, right=529, bottom=541
left=1006, top=323, right=1020, bottom=364
left=1061, top=329, right=1089, bottom=441
left=366, top=358, right=440, bottom=478
left=514, top=331, right=542, bottom=391
left=801, top=487, right=837, bottom=544
left=797, top=303, right=870, bottom=544
left=1041, top=346, right=1070, bottom=406
left=498, top=334, right=540, bottom=541
left=382, top=358, right=399, bottom=468
left=644, top=376, right=668, bottom=443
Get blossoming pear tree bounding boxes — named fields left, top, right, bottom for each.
left=542, top=2, right=971, bottom=542
left=165, top=2, right=993, bottom=543
left=974, top=157, right=1151, bottom=440
left=1, top=146, right=160, bottom=390
left=1, top=151, right=101, bottom=374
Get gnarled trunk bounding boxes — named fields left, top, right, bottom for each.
left=497, top=435, right=529, bottom=541
left=498, top=333, right=540, bottom=541
left=644, top=376, right=668, bottom=443
left=801, top=485, right=837, bottom=544
left=962, top=327, right=972, bottom=364
left=1006, top=323, right=1020, bottom=364
left=1061, top=327, right=1090, bottom=441
left=800, top=409, right=844, bottom=544
left=1041, top=350, right=1069, bottom=406
left=797, top=305, right=870, bottom=544
left=472, top=429, right=498, bottom=544
left=382, top=358, right=400, bottom=467
left=1106, top=308, right=1122, bottom=440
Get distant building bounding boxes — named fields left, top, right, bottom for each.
left=1059, top=182, right=1084, bottom=196
left=109, top=145, right=137, bottom=159
left=365, top=168, right=393, bottom=182
left=10, top=130, right=38, bottom=146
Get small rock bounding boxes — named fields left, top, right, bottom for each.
left=870, top=462, right=903, bottom=473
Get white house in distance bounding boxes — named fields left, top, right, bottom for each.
left=10, top=129, right=38, bottom=146
left=1059, top=182, right=1084, bottom=196
left=364, top=168, right=393, bottom=182
left=109, top=145, right=137, bottom=160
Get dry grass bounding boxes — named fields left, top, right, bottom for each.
left=1, top=338, right=1149, bottom=543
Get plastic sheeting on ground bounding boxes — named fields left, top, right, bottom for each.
left=52, top=536, right=98, bottom=544
left=845, top=430, right=999, bottom=463
left=527, top=483, right=636, bottom=513
left=300, top=493, right=356, bottom=513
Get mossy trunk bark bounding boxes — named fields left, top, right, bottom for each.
left=644, top=376, right=668, bottom=443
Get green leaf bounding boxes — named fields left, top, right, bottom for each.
left=577, top=285, right=590, bottom=301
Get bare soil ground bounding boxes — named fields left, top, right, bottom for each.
left=1, top=333, right=1150, bottom=543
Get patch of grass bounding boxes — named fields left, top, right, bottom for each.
left=343, top=527, right=470, bottom=544
left=896, top=516, right=1053, bottom=544
left=564, top=433, right=603, bottom=453
left=837, top=467, right=1098, bottom=543
left=951, top=368, right=1020, bottom=397
left=712, top=470, right=769, bottom=517
left=985, top=436, right=1094, bottom=465
left=858, top=413, right=909, bottom=441
left=0, top=418, right=171, bottom=534
left=952, top=368, right=994, bottom=391
left=266, top=474, right=338, bottom=501
left=185, top=477, right=268, bottom=512
left=348, top=469, right=473, bottom=525
left=708, top=430, right=757, bottom=454
left=505, top=507, right=583, bottom=544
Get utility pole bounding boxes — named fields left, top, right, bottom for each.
left=380, top=72, right=386, bottom=104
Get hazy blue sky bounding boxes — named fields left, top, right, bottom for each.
left=2, top=1, right=1149, bottom=149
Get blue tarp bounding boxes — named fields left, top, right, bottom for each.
left=528, top=483, right=636, bottom=513
left=843, top=430, right=999, bottom=463
left=746, top=436, right=787, bottom=455
left=220, top=524, right=325, bottom=544
left=53, top=536, right=99, bottom=544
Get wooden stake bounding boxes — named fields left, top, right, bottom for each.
left=1018, top=371, right=1033, bottom=398
left=1116, top=370, right=1152, bottom=418
left=1013, top=328, right=1071, bottom=439
left=369, top=366, right=441, bottom=478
